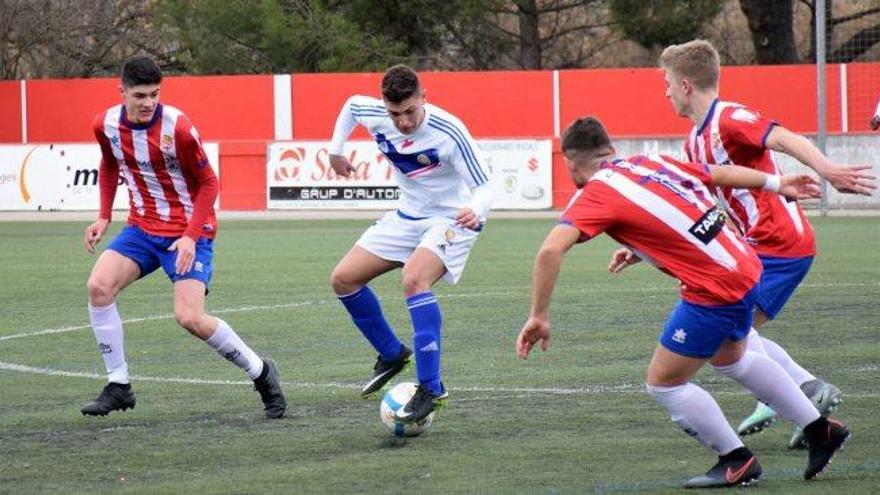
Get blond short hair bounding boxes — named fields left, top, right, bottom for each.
left=659, top=40, right=720, bottom=91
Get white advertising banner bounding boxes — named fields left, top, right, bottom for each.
left=266, top=139, right=552, bottom=210
left=0, top=143, right=219, bottom=211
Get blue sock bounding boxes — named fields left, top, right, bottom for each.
left=408, top=291, right=443, bottom=396
left=338, top=286, right=402, bottom=361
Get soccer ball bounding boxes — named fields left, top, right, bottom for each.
left=379, top=382, right=434, bottom=437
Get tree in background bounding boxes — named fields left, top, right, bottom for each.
left=159, top=0, right=407, bottom=73
left=608, top=0, right=724, bottom=49
left=0, top=0, right=172, bottom=79
left=739, top=0, right=798, bottom=63
left=1, top=0, right=878, bottom=78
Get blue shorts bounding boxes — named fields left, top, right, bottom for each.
left=755, top=255, right=813, bottom=320
left=659, top=285, right=759, bottom=359
left=107, top=225, right=214, bottom=287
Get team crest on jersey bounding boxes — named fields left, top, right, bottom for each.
left=160, top=134, right=174, bottom=152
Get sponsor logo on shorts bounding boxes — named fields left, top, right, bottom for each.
left=672, top=328, right=687, bottom=344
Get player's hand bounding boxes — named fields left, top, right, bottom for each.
left=84, top=219, right=110, bottom=254
left=516, top=316, right=551, bottom=359
left=778, top=174, right=823, bottom=200
left=819, top=164, right=877, bottom=196
left=871, top=115, right=880, bottom=131
left=329, top=154, right=356, bottom=178
left=608, top=247, right=641, bottom=273
left=455, top=207, right=481, bottom=230
left=168, top=236, right=196, bottom=275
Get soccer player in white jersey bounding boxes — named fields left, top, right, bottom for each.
left=328, top=64, right=492, bottom=423
left=659, top=40, right=875, bottom=447
left=871, top=97, right=880, bottom=130
left=517, top=116, right=850, bottom=487
left=81, top=56, right=286, bottom=419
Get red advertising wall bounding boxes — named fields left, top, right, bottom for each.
left=25, top=75, right=274, bottom=143
left=0, top=80, right=22, bottom=142
left=292, top=70, right=553, bottom=139
left=2, top=63, right=877, bottom=209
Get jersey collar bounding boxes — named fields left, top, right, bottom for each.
left=695, top=98, right=719, bottom=135
left=120, top=103, right=163, bottom=130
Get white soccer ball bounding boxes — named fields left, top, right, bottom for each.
left=379, top=382, right=434, bottom=437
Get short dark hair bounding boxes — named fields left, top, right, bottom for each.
left=561, top=116, right=613, bottom=155
left=381, top=64, right=421, bottom=103
left=121, top=56, right=162, bottom=87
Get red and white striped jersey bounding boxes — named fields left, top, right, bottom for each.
left=684, top=99, right=815, bottom=258
left=93, top=103, right=218, bottom=240
left=560, top=154, right=761, bottom=306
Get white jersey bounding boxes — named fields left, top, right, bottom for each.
left=330, top=95, right=492, bottom=220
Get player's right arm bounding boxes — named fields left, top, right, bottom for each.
left=706, top=164, right=822, bottom=200
left=764, top=125, right=875, bottom=195
left=516, top=224, right=582, bottom=359
left=85, top=116, right=120, bottom=254
left=328, top=95, right=377, bottom=177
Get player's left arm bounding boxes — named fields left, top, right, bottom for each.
left=707, top=164, right=821, bottom=200
left=516, top=224, right=581, bottom=359
left=169, top=118, right=218, bottom=274
left=764, top=125, right=876, bottom=195
left=446, top=119, right=492, bottom=229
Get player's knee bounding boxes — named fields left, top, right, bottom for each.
left=86, top=277, right=115, bottom=305
left=401, top=273, right=428, bottom=297
left=174, top=308, right=201, bottom=333
left=330, top=267, right=356, bottom=294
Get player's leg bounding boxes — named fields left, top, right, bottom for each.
left=738, top=256, right=841, bottom=441
left=394, top=247, right=448, bottom=423
left=395, top=221, right=479, bottom=423
left=647, top=301, right=761, bottom=488
left=331, top=212, right=412, bottom=397
left=81, top=227, right=154, bottom=416
left=168, top=239, right=286, bottom=419
left=331, top=245, right=404, bottom=362
left=712, top=338, right=850, bottom=479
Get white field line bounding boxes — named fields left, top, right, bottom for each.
left=1, top=360, right=878, bottom=398
left=2, top=284, right=878, bottom=396
left=3, top=280, right=877, bottom=342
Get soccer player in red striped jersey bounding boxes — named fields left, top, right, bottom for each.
left=516, top=117, right=850, bottom=487
left=80, top=56, right=286, bottom=419
left=659, top=39, right=875, bottom=447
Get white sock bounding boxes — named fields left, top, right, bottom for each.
left=761, top=336, right=816, bottom=385
left=646, top=383, right=743, bottom=455
left=714, top=351, right=820, bottom=428
left=205, top=319, right=264, bottom=380
left=745, top=328, right=767, bottom=355
left=89, top=302, right=129, bottom=384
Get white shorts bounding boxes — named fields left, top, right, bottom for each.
left=355, top=210, right=481, bottom=284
